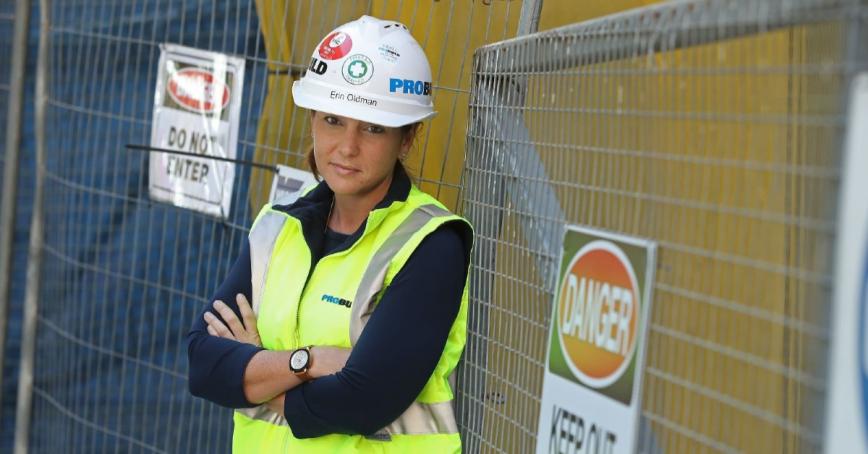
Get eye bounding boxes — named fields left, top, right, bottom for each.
left=323, top=115, right=340, bottom=126
left=365, top=124, right=385, bottom=134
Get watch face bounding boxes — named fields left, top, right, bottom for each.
left=290, top=349, right=309, bottom=371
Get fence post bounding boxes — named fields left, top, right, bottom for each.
left=14, top=0, right=48, bottom=451
left=0, top=0, right=32, bottom=412
left=517, top=0, right=543, bottom=35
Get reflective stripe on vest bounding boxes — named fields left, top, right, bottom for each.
left=239, top=203, right=458, bottom=437
left=248, top=213, right=287, bottom=315
left=349, top=204, right=451, bottom=344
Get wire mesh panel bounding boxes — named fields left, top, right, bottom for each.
left=459, top=0, right=866, bottom=452
left=33, top=4, right=265, bottom=452
left=28, top=1, right=525, bottom=453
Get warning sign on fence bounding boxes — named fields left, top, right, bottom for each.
left=148, top=44, right=245, bottom=218
left=536, top=226, right=656, bottom=454
left=268, top=165, right=318, bottom=206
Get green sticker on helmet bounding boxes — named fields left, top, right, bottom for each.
left=342, top=55, right=374, bottom=85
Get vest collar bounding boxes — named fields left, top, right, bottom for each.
left=272, top=165, right=412, bottom=258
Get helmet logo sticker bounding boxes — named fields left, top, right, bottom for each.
left=342, top=55, right=374, bottom=85
left=378, top=44, right=401, bottom=63
left=389, top=78, right=432, bottom=96
left=318, top=32, right=353, bottom=60
left=308, top=57, right=327, bottom=75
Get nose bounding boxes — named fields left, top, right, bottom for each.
left=336, top=126, right=361, bottom=157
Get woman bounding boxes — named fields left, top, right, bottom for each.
left=187, top=16, right=472, bottom=453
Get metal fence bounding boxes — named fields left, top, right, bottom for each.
left=3, top=0, right=867, bottom=452
left=12, top=0, right=529, bottom=453
left=459, top=0, right=866, bottom=452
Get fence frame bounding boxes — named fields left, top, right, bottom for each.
left=460, top=0, right=867, bottom=450
left=0, top=0, right=32, bottom=412
left=13, top=0, right=46, bottom=451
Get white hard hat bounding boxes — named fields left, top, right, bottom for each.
left=292, top=15, right=437, bottom=128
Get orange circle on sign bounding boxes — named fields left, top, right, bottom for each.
left=556, top=240, right=639, bottom=388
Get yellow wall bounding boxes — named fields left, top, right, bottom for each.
left=539, top=0, right=660, bottom=29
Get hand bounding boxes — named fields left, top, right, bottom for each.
left=309, top=346, right=352, bottom=379
left=204, top=294, right=262, bottom=347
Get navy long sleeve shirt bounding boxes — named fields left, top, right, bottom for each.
left=187, top=220, right=469, bottom=437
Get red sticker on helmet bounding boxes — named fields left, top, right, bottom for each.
left=318, top=32, right=353, bottom=60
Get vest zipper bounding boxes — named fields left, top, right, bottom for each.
left=295, top=245, right=352, bottom=346
left=295, top=258, right=317, bottom=348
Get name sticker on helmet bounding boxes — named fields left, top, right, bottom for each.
left=329, top=90, right=378, bottom=107
left=389, top=78, right=432, bottom=96
left=318, top=31, right=353, bottom=60
left=342, top=55, right=374, bottom=85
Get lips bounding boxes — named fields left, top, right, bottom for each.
left=330, top=162, right=359, bottom=176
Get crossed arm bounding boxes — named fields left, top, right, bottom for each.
left=202, top=294, right=350, bottom=414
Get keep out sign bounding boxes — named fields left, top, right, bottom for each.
left=536, top=227, right=656, bottom=454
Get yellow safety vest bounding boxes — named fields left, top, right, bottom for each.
left=232, top=181, right=471, bottom=453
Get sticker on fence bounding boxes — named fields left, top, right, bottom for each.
left=268, top=165, right=318, bottom=206
left=536, top=226, right=656, bottom=454
left=824, top=73, right=868, bottom=454
left=148, top=44, right=245, bottom=218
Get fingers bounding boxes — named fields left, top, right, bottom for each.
left=212, top=300, right=245, bottom=337
left=236, top=294, right=257, bottom=329
left=204, top=311, right=234, bottom=339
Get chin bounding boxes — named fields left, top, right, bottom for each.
left=324, top=175, right=365, bottom=196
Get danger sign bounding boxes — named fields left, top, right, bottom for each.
left=537, top=227, right=656, bottom=454
left=148, top=44, right=245, bottom=218
left=557, top=240, right=640, bottom=391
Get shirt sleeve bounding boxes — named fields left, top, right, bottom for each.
left=282, top=222, right=469, bottom=437
left=187, top=239, right=263, bottom=408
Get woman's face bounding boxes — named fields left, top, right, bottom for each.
left=311, top=111, right=413, bottom=199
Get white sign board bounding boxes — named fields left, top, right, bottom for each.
left=536, top=226, right=656, bottom=454
left=268, top=165, right=319, bottom=206
left=148, top=44, right=245, bottom=218
left=824, top=73, right=868, bottom=454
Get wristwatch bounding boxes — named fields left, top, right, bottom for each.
left=289, top=346, right=313, bottom=381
